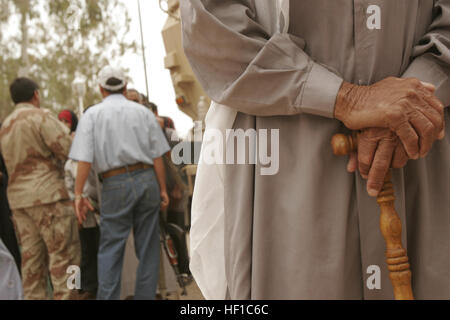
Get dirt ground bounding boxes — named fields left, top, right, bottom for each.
left=179, top=280, right=205, bottom=300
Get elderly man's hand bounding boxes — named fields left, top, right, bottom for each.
left=347, top=128, right=409, bottom=197
left=335, top=77, right=445, bottom=160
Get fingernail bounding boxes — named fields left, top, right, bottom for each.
left=361, top=174, right=368, bottom=179
left=439, top=131, right=445, bottom=140
left=368, top=188, right=379, bottom=197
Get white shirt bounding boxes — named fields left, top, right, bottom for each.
left=69, top=94, right=170, bottom=173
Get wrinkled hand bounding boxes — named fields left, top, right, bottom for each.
left=335, top=77, right=445, bottom=160
left=75, top=197, right=94, bottom=225
left=347, top=128, right=409, bottom=197
left=160, top=191, right=169, bottom=211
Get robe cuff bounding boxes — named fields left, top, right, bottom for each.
left=297, top=62, right=343, bottom=118
left=403, top=54, right=450, bottom=107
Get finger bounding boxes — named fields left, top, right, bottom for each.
left=409, top=110, right=436, bottom=157
left=418, top=87, right=444, bottom=114
left=367, top=139, right=396, bottom=197
left=420, top=93, right=446, bottom=140
left=357, top=135, right=378, bottom=179
left=81, top=211, right=87, bottom=223
left=419, top=92, right=445, bottom=134
left=75, top=204, right=81, bottom=222
left=347, top=152, right=358, bottom=173
left=420, top=81, right=436, bottom=93
left=439, top=127, right=445, bottom=140
left=86, top=200, right=95, bottom=211
left=393, top=120, right=419, bottom=159
left=414, top=89, right=445, bottom=143
left=76, top=210, right=83, bottom=225
left=391, top=143, right=409, bottom=168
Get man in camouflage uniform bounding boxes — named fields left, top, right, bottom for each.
left=0, top=78, right=80, bottom=300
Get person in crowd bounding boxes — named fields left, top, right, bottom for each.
left=146, top=101, right=159, bottom=116
left=69, top=66, right=170, bottom=300
left=0, top=78, right=80, bottom=300
left=126, top=89, right=143, bottom=104
left=0, top=149, right=21, bottom=271
left=158, top=117, right=190, bottom=276
left=58, top=110, right=78, bottom=135
left=59, top=110, right=100, bottom=300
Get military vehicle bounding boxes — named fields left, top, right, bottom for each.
left=160, top=0, right=211, bottom=122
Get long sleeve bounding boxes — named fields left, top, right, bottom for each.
left=180, top=0, right=343, bottom=118
left=64, top=160, right=76, bottom=201
left=403, top=0, right=450, bottom=106
left=40, top=111, right=72, bottom=162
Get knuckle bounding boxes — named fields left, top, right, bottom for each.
left=386, top=108, right=406, bottom=126
left=405, top=89, right=418, bottom=99
left=434, top=100, right=445, bottom=112
left=358, top=151, right=372, bottom=164
left=422, top=122, right=435, bottom=136
left=392, top=154, right=408, bottom=168
left=407, top=134, right=419, bottom=147
left=386, top=76, right=397, bottom=83
left=359, top=158, right=370, bottom=169
left=368, top=179, right=384, bottom=191
left=408, top=78, right=421, bottom=87
left=392, top=161, right=404, bottom=169
left=396, top=122, right=415, bottom=139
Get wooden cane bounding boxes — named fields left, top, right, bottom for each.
left=331, top=134, right=414, bottom=300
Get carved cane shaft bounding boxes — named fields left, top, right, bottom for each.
left=331, top=134, right=414, bottom=300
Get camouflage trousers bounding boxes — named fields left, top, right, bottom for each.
left=12, top=200, right=81, bottom=300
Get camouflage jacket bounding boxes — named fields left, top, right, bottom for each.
left=0, top=103, right=72, bottom=209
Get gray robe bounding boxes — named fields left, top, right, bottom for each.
left=181, top=0, right=450, bottom=299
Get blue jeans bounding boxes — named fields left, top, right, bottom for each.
left=97, top=168, right=160, bottom=300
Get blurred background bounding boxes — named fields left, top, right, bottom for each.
left=0, top=0, right=209, bottom=137
left=0, top=0, right=208, bottom=300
